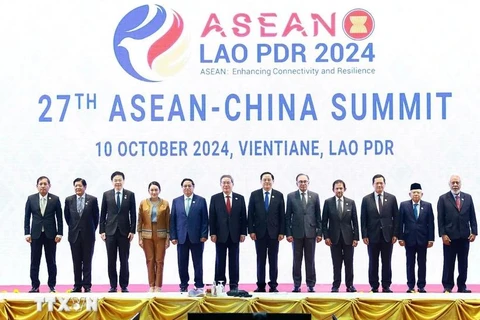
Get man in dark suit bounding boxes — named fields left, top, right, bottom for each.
left=209, top=174, right=247, bottom=293
left=248, top=172, right=285, bottom=293
left=64, top=178, right=99, bottom=293
left=398, top=183, right=434, bottom=293
left=24, top=176, right=63, bottom=293
left=99, top=171, right=136, bottom=293
left=285, top=173, right=322, bottom=293
left=170, top=178, right=209, bottom=294
left=360, top=174, right=398, bottom=293
left=437, top=175, right=477, bottom=293
left=322, top=179, right=359, bottom=293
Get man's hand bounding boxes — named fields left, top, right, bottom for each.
left=391, top=236, right=397, bottom=244
left=210, top=235, right=217, bottom=243
left=128, top=233, right=134, bottom=242
left=25, top=236, right=31, bottom=243
left=325, top=238, right=332, bottom=246
left=200, top=237, right=207, bottom=243
left=55, top=236, right=62, bottom=243
left=363, top=238, right=369, bottom=245
left=240, top=235, right=246, bottom=243
left=250, top=233, right=257, bottom=241
left=442, top=235, right=451, bottom=245
left=171, top=239, right=178, bottom=245
left=278, top=234, right=284, bottom=241
left=399, top=240, right=405, bottom=247
left=427, top=241, right=434, bottom=248
left=101, top=233, right=106, bottom=241
left=287, top=236, right=293, bottom=243
left=468, top=234, right=476, bottom=242
left=352, top=240, right=358, bottom=247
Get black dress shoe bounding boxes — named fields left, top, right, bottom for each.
left=292, top=287, right=301, bottom=293
left=418, top=288, right=427, bottom=293
left=108, top=287, right=117, bottom=293
left=406, top=289, right=415, bottom=293
left=458, top=289, right=472, bottom=293
left=308, top=286, right=315, bottom=293
left=29, top=287, right=39, bottom=293
left=84, top=288, right=91, bottom=293
left=444, top=288, right=452, bottom=293
left=121, top=287, right=129, bottom=293
left=180, top=287, right=188, bottom=292
left=71, top=287, right=82, bottom=293
left=254, top=288, right=266, bottom=292
left=371, top=288, right=379, bottom=293
left=382, top=287, right=393, bottom=293
left=49, top=287, right=56, bottom=293
left=331, top=287, right=339, bottom=293
left=346, top=286, right=357, bottom=293
left=269, top=288, right=279, bottom=293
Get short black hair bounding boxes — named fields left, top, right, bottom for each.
left=295, top=173, right=309, bottom=182
left=181, top=178, right=195, bottom=187
left=372, top=174, right=385, bottom=184
left=73, top=178, right=87, bottom=187
left=332, top=179, right=346, bottom=190
left=220, top=175, right=234, bottom=184
left=260, top=172, right=274, bottom=181
left=111, top=171, right=125, bottom=181
left=37, top=176, right=50, bottom=185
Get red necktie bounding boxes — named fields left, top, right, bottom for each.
left=226, top=195, right=231, bottom=214
left=455, top=195, right=461, bottom=211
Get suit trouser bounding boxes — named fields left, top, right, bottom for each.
left=254, top=235, right=279, bottom=289
left=177, top=234, right=204, bottom=289
left=106, top=229, right=130, bottom=289
left=292, top=237, right=316, bottom=287
left=142, top=222, right=167, bottom=288
left=405, top=244, right=427, bottom=290
left=330, top=233, right=354, bottom=288
left=215, top=235, right=240, bottom=288
left=442, top=238, right=470, bottom=291
left=30, top=232, right=57, bottom=288
left=367, top=240, right=393, bottom=289
left=70, top=231, right=95, bottom=289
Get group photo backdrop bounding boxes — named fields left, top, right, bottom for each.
left=1, top=0, right=479, bottom=288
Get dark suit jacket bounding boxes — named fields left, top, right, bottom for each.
left=322, top=196, right=359, bottom=245
left=24, top=193, right=63, bottom=239
left=438, top=191, right=478, bottom=240
left=170, top=194, right=208, bottom=244
left=64, top=194, right=99, bottom=243
left=209, top=192, right=247, bottom=243
left=398, top=200, right=434, bottom=246
left=248, top=189, right=285, bottom=239
left=285, top=190, right=322, bottom=239
left=361, top=192, right=399, bottom=243
left=99, top=189, right=136, bottom=236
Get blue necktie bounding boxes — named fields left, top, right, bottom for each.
left=413, top=203, right=419, bottom=220
left=264, top=192, right=269, bottom=211
left=77, top=196, right=84, bottom=215
left=185, top=198, right=191, bottom=216
left=116, top=192, right=121, bottom=211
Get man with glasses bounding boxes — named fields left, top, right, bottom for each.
left=170, top=178, right=208, bottom=295
left=209, top=175, right=247, bottom=293
left=285, top=174, right=322, bottom=293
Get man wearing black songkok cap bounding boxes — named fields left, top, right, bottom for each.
left=398, top=183, right=434, bottom=293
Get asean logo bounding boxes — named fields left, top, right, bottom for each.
left=342, top=9, right=375, bottom=41
left=114, top=4, right=190, bottom=82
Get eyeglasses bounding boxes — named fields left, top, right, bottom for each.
left=297, top=180, right=309, bottom=184
left=183, top=185, right=193, bottom=188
